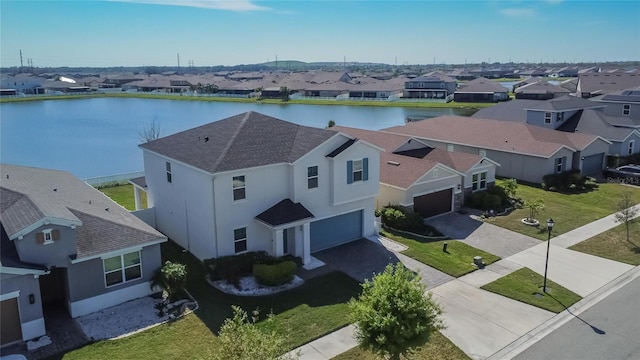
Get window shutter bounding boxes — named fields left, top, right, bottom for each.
left=36, top=232, right=44, bottom=244
left=563, top=156, right=567, bottom=171
left=363, top=158, right=369, bottom=181
left=52, top=229, right=61, bottom=241
left=347, top=160, right=353, bottom=184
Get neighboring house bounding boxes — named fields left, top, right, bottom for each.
left=453, top=77, right=509, bottom=102
left=473, top=96, right=640, bottom=158
left=514, top=81, right=570, bottom=100
left=383, top=116, right=611, bottom=183
left=0, top=74, right=45, bottom=94
left=590, top=87, right=640, bottom=124
left=331, top=126, right=499, bottom=218
left=0, top=164, right=166, bottom=347
left=403, top=73, right=457, bottom=100
left=138, top=112, right=381, bottom=265
left=577, top=73, right=640, bottom=98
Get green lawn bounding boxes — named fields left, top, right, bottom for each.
left=97, top=184, right=146, bottom=211
left=333, top=330, right=470, bottom=360
left=49, top=241, right=361, bottom=359
left=488, top=181, right=640, bottom=241
left=382, top=230, right=500, bottom=278
left=481, top=267, right=582, bottom=313
left=570, top=221, right=640, bottom=265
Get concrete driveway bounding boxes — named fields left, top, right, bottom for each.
left=426, top=211, right=542, bottom=258
left=431, top=280, right=555, bottom=360
left=311, top=238, right=455, bottom=289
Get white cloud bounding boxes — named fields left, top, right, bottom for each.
left=109, top=0, right=270, bottom=12
left=500, top=7, right=536, bottom=17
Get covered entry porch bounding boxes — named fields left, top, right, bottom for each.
left=255, top=199, right=315, bottom=266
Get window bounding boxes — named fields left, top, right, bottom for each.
left=234, top=227, right=247, bottom=254
left=447, top=144, right=454, bottom=152
left=307, top=166, right=318, bottom=189
left=629, top=140, right=635, bottom=155
left=353, top=159, right=363, bottom=182
left=544, top=112, right=552, bottom=124
left=347, top=158, right=368, bottom=184
left=103, top=251, right=142, bottom=287
left=166, top=162, right=172, bottom=183
left=557, top=112, right=564, bottom=122
left=555, top=157, right=564, bottom=173
left=472, top=172, right=487, bottom=191
left=43, top=229, right=53, bottom=245
left=623, top=104, right=630, bottom=116
left=232, top=175, right=245, bottom=201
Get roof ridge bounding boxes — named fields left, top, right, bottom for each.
left=211, top=112, right=252, bottom=172
left=68, top=207, right=164, bottom=240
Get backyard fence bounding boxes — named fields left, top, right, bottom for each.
left=84, top=171, right=144, bottom=187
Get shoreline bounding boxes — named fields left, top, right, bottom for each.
left=0, top=92, right=496, bottom=109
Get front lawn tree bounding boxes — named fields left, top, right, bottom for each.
left=614, top=192, right=638, bottom=247
left=525, top=199, right=544, bottom=222
left=209, top=306, right=297, bottom=360
left=349, top=263, right=444, bottom=359
left=151, top=261, right=187, bottom=301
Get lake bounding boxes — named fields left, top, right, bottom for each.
left=0, top=98, right=477, bottom=178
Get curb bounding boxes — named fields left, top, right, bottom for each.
left=487, top=265, right=640, bottom=360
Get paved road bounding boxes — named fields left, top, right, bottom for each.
left=514, top=276, right=640, bottom=360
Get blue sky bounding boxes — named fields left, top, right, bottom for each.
left=1, top=0, right=638, bottom=67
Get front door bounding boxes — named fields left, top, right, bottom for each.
left=283, top=228, right=289, bottom=254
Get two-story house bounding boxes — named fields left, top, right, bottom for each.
left=403, top=73, right=457, bottom=101
left=0, top=164, right=166, bottom=347
left=138, top=112, right=381, bottom=265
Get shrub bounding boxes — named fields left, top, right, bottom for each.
left=502, top=178, right=518, bottom=199
left=466, top=191, right=487, bottom=209
left=487, top=184, right=508, bottom=204
left=380, top=205, right=425, bottom=232
left=542, top=170, right=591, bottom=192
left=253, top=261, right=297, bottom=286
left=482, top=194, right=502, bottom=209
left=151, top=261, right=187, bottom=301
left=349, top=263, right=444, bottom=359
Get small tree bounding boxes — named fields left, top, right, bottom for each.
left=209, top=306, right=297, bottom=360
left=151, top=261, right=187, bottom=301
left=503, top=178, right=518, bottom=199
left=279, top=86, right=290, bottom=102
left=349, top=263, right=444, bottom=359
left=524, top=199, right=544, bottom=222
left=614, top=192, right=638, bottom=246
left=138, top=118, right=162, bottom=143
left=327, top=119, right=336, bottom=128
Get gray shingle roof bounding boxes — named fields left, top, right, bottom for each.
left=0, top=164, right=166, bottom=258
left=456, top=77, right=508, bottom=93
left=473, top=97, right=604, bottom=122
left=255, top=199, right=314, bottom=227
left=140, top=112, right=337, bottom=173
left=557, top=110, right=637, bottom=142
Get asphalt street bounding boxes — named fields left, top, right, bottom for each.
left=514, top=276, right=640, bottom=360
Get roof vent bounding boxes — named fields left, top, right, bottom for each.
left=387, top=161, right=400, bottom=166
left=53, top=188, right=57, bottom=192
left=6, top=174, right=8, bottom=179
left=105, top=207, right=109, bottom=211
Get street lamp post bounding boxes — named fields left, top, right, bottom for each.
left=543, top=218, right=555, bottom=293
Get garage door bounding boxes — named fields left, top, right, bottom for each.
left=582, top=153, right=604, bottom=175
left=1, top=298, right=22, bottom=346
left=311, top=210, right=362, bottom=252
left=414, top=188, right=453, bottom=218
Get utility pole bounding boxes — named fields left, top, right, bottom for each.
left=19, top=50, right=24, bottom=71
left=177, top=53, right=180, bottom=68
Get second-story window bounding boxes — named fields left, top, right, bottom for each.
left=623, top=104, right=630, bottom=116
left=347, top=158, right=369, bottom=184
left=307, top=166, right=318, bottom=189
left=166, top=162, right=172, bottom=183
left=353, top=159, right=363, bottom=182
left=629, top=140, right=635, bottom=155
left=544, top=112, right=552, bottom=124
left=233, top=175, right=246, bottom=201
left=557, top=112, right=564, bottom=122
